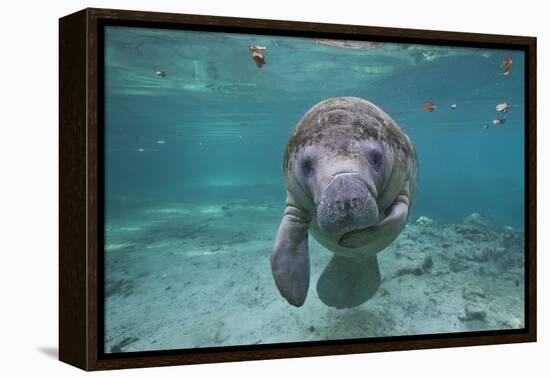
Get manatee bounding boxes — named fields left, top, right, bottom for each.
left=271, top=97, right=418, bottom=309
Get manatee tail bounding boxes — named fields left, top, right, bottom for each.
left=316, top=255, right=381, bottom=309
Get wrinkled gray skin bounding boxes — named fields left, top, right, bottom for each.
left=271, top=97, right=418, bottom=308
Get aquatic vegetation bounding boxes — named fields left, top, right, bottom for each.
left=503, top=56, right=513, bottom=76
left=393, top=253, right=433, bottom=278
left=496, top=102, right=512, bottom=113
left=249, top=45, right=266, bottom=68
left=422, top=101, right=437, bottom=112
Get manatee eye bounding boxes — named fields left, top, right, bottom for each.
left=368, top=149, right=383, bottom=171
left=301, top=157, right=315, bottom=177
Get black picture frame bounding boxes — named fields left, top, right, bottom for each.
left=59, top=8, right=537, bottom=371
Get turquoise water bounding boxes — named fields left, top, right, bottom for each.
left=103, top=26, right=525, bottom=353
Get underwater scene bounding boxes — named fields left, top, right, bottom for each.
left=103, top=26, right=525, bottom=353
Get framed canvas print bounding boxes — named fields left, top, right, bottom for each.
left=59, top=8, right=536, bottom=371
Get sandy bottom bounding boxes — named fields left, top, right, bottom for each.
left=104, top=186, right=525, bottom=353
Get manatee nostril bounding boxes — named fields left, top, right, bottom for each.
left=350, top=197, right=360, bottom=209
left=335, top=200, right=345, bottom=212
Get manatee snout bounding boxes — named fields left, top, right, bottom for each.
left=317, top=173, right=379, bottom=234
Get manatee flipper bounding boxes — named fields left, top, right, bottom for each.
left=339, top=182, right=410, bottom=250
left=271, top=201, right=311, bottom=307
left=316, top=255, right=381, bottom=309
